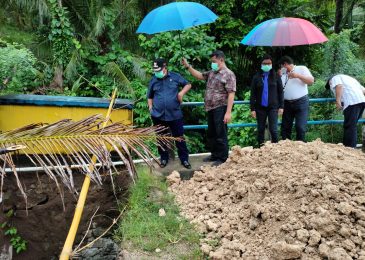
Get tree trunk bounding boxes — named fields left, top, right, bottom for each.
left=49, top=65, right=64, bottom=90
left=334, top=0, right=344, bottom=33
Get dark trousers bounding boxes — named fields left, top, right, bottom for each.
left=256, top=108, right=279, bottom=145
left=152, top=117, right=189, bottom=162
left=343, top=102, right=365, bottom=148
left=281, top=96, right=309, bottom=142
left=207, top=106, right=228, bottom=161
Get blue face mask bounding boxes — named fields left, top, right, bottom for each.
left=154, top=71, right=164, bottom=79
left=211, top=62, right=219, bottom=71
left=261, top=65, right=272, bottom=72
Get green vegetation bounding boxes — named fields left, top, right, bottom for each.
left=114, top=168, right=202, bottom=258
left=0, top=39, right=42, bottom=93
left=1, top=210, right=27, bottom=254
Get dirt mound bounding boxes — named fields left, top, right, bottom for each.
left=168, top=140, right=365, bottom=259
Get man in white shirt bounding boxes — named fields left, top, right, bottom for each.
left=326, top=74, right=365, bottom=148
left=279, top=56, right=314, bottom=142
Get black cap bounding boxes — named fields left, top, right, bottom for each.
left=325, top=75, right=336, bottom=90
left=153, top=58, right=167, bottom=72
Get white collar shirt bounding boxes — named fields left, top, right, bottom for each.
left=329, top=74, right=365, bottom=110
left=281, top=65, right=313, bottom=100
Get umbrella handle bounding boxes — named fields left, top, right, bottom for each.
left=178, top=32, right=184, bottom=57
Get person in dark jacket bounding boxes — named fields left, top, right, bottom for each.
left=147, top=58, right=192, bottom=169
left=250, top=54, right=284, bottom=146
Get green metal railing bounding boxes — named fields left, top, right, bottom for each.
left=181, top=98, right=365, bottom=130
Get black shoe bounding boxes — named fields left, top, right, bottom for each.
left=202, top=156, right=218, bottom=162
left=212, top=160, right=225, bottom=167
left=160, top=159, right=168, bottom=168
left=182, top=161, right=191, bottom=169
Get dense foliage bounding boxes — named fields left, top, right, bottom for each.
left=0, top=0, right=364, bottom=151
left=0, top=39, right=42, bottom=93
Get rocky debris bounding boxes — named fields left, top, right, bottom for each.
left=77, top=237, right=120, bottom=260
left=166, top=171, right=180, bottom=186
left=271, top=241, right=304, bottom=259
left=168, top=140, right=365, bottom=259
left=158, top=208, right=166, bottom=217
left=0, top=245, right=12, bottom=260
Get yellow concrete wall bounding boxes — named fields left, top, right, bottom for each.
left=0, top=105, right=133, bottom=132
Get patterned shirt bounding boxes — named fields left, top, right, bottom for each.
left=202, top=68, right=236, bottom=111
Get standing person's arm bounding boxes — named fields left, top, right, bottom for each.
left=177, top=74, right=192, bottom=103
left=224, top=93, right=235, bottom=123
left=147, top=80, right=154, bottom=112
left=250, top=76, right=257, bottom=118
left=223, top=72, right=236, bottom=124
left=335, top=84, right=344, bottom=110
left=289, top=67, right=314, bottom=85
left=178, top=83, right=192, bottom=103
left=182, top=58, right=205, bottom=80
left=147, top=99, right=153, bottom=111
left=277, top=76, right=284, bottom=115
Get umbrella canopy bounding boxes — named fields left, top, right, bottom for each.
left=136, top=2, right=218, bottom=34
left=241, top=17, right=328, bottom=46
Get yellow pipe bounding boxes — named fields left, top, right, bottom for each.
left=59, top=89, right=118, bottom=260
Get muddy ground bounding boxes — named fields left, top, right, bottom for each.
left=0, top=165, right=131, bottom=260
left=168, top=140, right=365, bottom=259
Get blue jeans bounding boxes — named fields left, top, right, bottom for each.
left=256, top=108, right=279, bottom=145
left=152, top=117, right=189, bottom=162
left=207, top=106, right=228, bottom=161
left=281, top=95, right=309, bottom=142
left=343, top=102, right=365, bottom=148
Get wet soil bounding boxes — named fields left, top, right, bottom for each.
left=0, top=168, right=131, bottom=259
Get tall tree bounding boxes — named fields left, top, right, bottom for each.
left=335, top=0, right=344, bottom=33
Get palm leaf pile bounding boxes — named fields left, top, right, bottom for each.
left=0, top=114, right=175, bottom=205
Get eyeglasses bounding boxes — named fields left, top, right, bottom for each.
left=262, top=62, right=272, bottom=65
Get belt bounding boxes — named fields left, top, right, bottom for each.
left=285, top=95, right=308, bottom=103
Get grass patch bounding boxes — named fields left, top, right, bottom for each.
left=114, top=168, right=202, bottom=258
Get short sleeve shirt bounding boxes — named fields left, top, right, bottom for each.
left=329, top=74, right=365, bottom=110
left=147, top=72, right=188, bottom=121
left=202, top=68, right=236, bottom=111
left=281, top=65, right=313, bottom=100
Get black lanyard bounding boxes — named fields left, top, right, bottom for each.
left=283, top=74, right=290, bottom=89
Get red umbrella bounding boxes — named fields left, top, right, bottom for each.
left=241, top=17, right=328, bottom=46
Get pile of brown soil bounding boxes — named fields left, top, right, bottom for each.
left=168, top=140, right=365, bottom=259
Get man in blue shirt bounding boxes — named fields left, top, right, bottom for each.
left=147, top=58, right=192, bottom=169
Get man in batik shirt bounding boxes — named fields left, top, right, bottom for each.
left=182, top=50, right=236, bottom=166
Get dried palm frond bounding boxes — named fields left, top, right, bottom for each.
left=0, top=114, right=175, bottom=205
